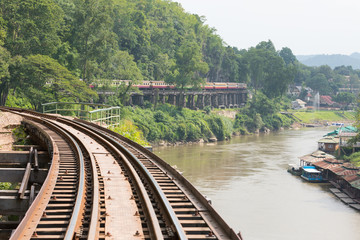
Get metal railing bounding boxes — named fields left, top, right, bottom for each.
left=41, top=102, right=120, bottom=127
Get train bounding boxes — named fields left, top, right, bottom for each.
left=105, top=80, right=246, bottom=90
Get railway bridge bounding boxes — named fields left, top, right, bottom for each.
left=0, top=107, right=243, bottom=240
left=129, top=88, right=247, bottom=109
left=97, top=81, right=248, bottom=109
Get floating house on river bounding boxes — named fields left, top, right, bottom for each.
left=318, top=136, right=339, bottom=153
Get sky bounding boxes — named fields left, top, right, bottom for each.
left=174, top=0, right=360, bottom=55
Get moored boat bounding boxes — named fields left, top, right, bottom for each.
left=287, top=164, right=302, bottom=176
left=301, top=166, right=325, bottom=182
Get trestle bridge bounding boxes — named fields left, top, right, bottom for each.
left=98, top=81, right=248, bottom=109
left=0, top=107, right=242, bottom=240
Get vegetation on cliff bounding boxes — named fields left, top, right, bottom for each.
left=0, top=0, right=359, bottom=145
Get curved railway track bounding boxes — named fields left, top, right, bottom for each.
left=0, top=107, right=242, bottom=240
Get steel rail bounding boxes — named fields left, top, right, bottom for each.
left=55, top=118, right=164, bottom=239
left=0, top=107, right=241, bottom=239
left=47, top=119, right=100, bottom=240
left=76, top=118, right=242, bottom=240
left=69, top=119, right=188, bottom=239
left=9, top=120, right=60, bottom=240
left=44, top=120, right=86, bottom=240
left=0, top=109, right=91, bottom=239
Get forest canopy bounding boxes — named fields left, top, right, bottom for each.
left=0, top=0, right=358, bottom=110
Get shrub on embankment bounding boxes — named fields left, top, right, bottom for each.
left=119, top=102, right=295, bottom=144
left=120, top=104, right=235, bottom=143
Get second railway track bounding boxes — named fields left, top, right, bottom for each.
left=0, top=107, right=242, bottom=240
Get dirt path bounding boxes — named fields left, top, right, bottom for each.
left=0, top=112, right=23, bottom=150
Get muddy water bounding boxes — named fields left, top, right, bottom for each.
left=154, top=128, right=360, bottom=240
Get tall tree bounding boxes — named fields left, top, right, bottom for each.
left=11, top=55, right=97, bottom=109
left=306, top=73, right=332, bottom=95
left=255, top=40, right=276, bottom=53
left=279, top=47, right=296, bottom=65
left=0, top=0, right=64, bottom=56
left=167, top=40, right=209, bottom=89
left=71, top=0, right=116, bottom=82
left=0, top=46, right=11, bottom=105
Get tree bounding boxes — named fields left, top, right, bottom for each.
left=167, top=40, right=209, bottom=89
left=8, top=55, right=97, bottom=109
left=0, top=0, right=64, bottom=56
left=0, top=47, right=11, bottom=105
left=262, top=55, right=296, bottom=98
left=306, top=73, right=332, bottom=95
left=70, top=0, right=116, bottom=82
left=279, top=47, right=296, bottom=65
left=101, top=50, right=143, bottom=81
left=255, top=40, right=276, bottom=53
left=0, top=47, right=10, bottom=81
left=333, top=92, right=355, bottom=110
left=245, top=46, right=295, bottom=97
left=245, top=48, right=267, bottom=94
left=0, top=17, right=6, bottom=46
left=334, top=65, right=353, bottom=76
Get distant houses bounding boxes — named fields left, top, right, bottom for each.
left=288, top=85, right=342, bottom=110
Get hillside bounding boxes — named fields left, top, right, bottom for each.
left=297, top=53, right=360, bottom=69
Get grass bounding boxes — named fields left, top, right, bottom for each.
left=291, top=110, right=356, bottom=124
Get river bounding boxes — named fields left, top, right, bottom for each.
left=154, top=128, right=360, bottom=240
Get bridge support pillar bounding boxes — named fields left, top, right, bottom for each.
left=196, top=94, right=204, bottom=109
left=211, top=94, right=219, bottom=108
left=160, top=94, right=166, bottom=104
left=205, top=95, right=211, bottom=107
left=182, top=93, right=186, bottom=108
left=135, top=95, right=144, bottom=106
left=168, top=94, right=176, bottom=106
left=187, top=94, right=195, bottom=109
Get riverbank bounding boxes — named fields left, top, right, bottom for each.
left=118, top=105, right=357, bottom=146
left=291, top=109, right=356, bottom=124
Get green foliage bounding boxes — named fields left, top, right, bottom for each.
left=306, top=73, right=332, bottom=95
left=0, top=0, right=64, bottom=56
left=235, top=92, right=294, bottom=132
left=292, top=110, right=355, bottom=123
left=333, top=92, right=355, bottom=108
left=120, top=104, right=236, bottom=143
left=167, top=40, right=209, bottom=88
left=344, top=152, right=360, bottom=167
left=245, top=45, right=295, bottom=98
left=10, top=55, right=97, bottom=110
left=110, top=120, right=149, bottom=146
left=0, top=182, right=11, bottom=190
left=102, top=50, right=143, bottom=80
left=12, top=126, right=31, bottom=145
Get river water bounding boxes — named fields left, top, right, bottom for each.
left=154, top=128, right=360, bottom=240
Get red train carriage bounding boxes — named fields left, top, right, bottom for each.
left=106, top=80, right=246, bottom=90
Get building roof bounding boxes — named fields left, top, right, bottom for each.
left=330, top=164, right=359, bottom=176
left=324, top=126, right=358, bottom=137
left=313, top=158, right=344, bottom=170
left=299, top=151, right=335, bottom=164
left=295, top=99, right=306, bottom=105
left=318, top=137, right=339, bottom=144
left=320, top=95, right=334, bottom=105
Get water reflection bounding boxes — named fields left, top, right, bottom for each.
left=155, top=128, right=360, bottom=240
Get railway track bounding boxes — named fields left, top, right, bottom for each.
left=0, top=107, right=242, bottom=240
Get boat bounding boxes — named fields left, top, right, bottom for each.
left=287, top=164, right=302, bottom=176
left=300, top=166, right=324, bottom=182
